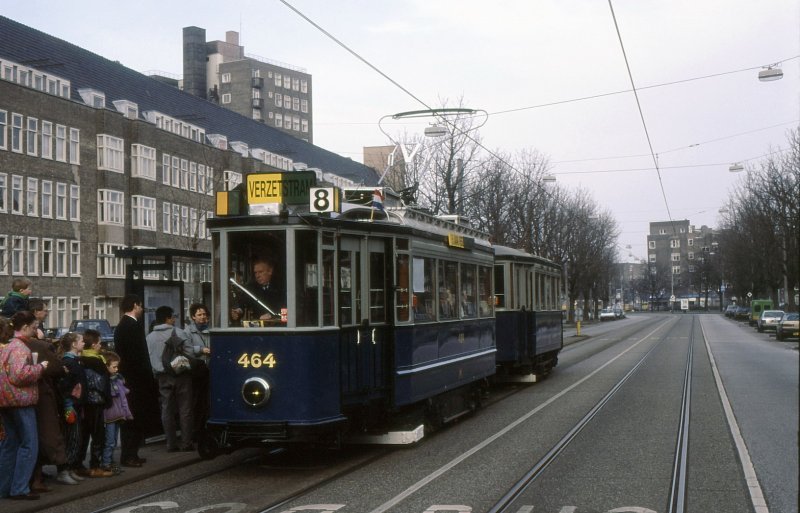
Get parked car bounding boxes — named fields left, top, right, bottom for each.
left=68, top=319, right=115, bottom=348
left=734, top=306, right=751, bottom=321
left=42, top=327, right=69, bottom=339
left=599, top=308, right=616, bottom=321
left=757, top=310, right=784, bottom=332
left=724, top=304, right=738, bottom=318
left=776, top=313, right=799, bottom=341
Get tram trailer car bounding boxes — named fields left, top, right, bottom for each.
left=201, top=175, right=562, bottom=456
left=493, top=246, right=563, bottom=382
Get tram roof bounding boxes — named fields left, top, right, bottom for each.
left=493, top=245, right=561, bottom=269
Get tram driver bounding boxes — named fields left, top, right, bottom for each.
left=231, top=255, right=286, bottom=323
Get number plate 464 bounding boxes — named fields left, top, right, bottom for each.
left=237, top=353, right=277, bottom=369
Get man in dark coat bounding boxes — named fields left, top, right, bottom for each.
left=113, top=294, right=158, bottom=467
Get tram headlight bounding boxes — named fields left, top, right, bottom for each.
left=242, top=377, right=271, bottom=407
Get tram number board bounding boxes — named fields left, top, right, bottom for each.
left=246, top=171, right=316, bottom=205
left=447, top=233, right=474, bottom=249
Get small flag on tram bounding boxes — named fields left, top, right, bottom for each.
left=372, top=189, right=385, bottom=211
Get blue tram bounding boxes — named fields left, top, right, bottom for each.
left=202, top=173, right=561, bottom=455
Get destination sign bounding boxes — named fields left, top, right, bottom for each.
left=246, top=171, right=316, bottom=205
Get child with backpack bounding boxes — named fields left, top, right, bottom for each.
left=101, top=351, right=132, bottom=475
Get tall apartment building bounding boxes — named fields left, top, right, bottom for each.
left=0, top=16, right=374, bottom=327
left=646, top=220, right=716, bottom=303
left=183, top=27, right=313, bottom=143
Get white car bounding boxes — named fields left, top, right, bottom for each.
left=599, top=308, right=616, bottom=321
left=757, top=310, right=784, bottom=333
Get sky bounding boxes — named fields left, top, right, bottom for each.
left=4, top=0, right=799, bottom=261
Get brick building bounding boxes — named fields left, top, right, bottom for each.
left=0, top=16, right=375, bottom=327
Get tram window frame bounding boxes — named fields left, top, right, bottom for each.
left=493, top=264, right=506, bottom=309
left=395, top=238, right=410, bottom=323
left=321, top=232, right=336, bottom=326
left=368, top=248, right=387, bottom=323
left=412, top=256, right=435, bottom=322
left=338, top=239, right=360, bottom=327
left=438, top=259, right=458, bottom=320
left=225, top=229, right=288, bottom=328
left=459, top=263, right=477, bottom=318
left=478, top=265, right=493, bottom=317
left=295, top=230, right=319, bottom=327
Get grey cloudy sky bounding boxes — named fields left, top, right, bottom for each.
left=6, top=0, right=798, bottom=260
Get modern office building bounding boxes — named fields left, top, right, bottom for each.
left=0, top=16, right=374, bottom=327
left=182, top=27, right=313, bottom=143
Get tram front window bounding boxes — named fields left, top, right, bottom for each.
left=228, top=231, right=288, bottom=327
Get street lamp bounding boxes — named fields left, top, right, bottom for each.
left=729, top=163, right=744, bottom=173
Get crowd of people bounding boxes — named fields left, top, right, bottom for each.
left=0, top=279, right=211, bottom=501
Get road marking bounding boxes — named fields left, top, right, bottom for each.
left=367, top=319, right=676, bottom=513
left=699, top=318, right=769, bottom=513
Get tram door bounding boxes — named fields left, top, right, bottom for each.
left=338, top=236, right=391, bottom=405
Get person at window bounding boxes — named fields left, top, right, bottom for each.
left=234, top=256, right=286, bottom=321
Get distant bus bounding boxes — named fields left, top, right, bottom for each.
left=749, top=299, right=774, bottom=326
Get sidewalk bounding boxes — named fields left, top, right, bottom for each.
left=4, top=440, right=200, bottom=513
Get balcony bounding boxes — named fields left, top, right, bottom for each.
left=251, top=77, right=264, bottom=88
left=252, top=98, right=263, bottom=109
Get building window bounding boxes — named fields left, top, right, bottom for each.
left=672, top=265, right=681, bottom=275
left=275, top=93, right=282, bottom=107
left=171, top=156, right=180, bottom=187
left=223, top=170, right=242, bottom=191
left=671, top=253, right=680, bottom=262
left=198, top=165, right=206, bottom=194
left=284, top=117, right=291, bottom=129
left=188, top=162, right=197, bottom=192
left=292, top=116, right=300, bottom=131
left=131, top=144, right=157, bottom=180
left=0, top=235, right=6, bottom=275
left=221, top=93, right=231, bottom=104
left=69, top=185, right=80, bottom=221
left=180, top=159, right=188, bottom=190
left=11, top=175, right=23, bottom=215
left=11, top=113, right=23, bottom=153
left=172, top=204, right=180, bottom=235
left=70, top=241, right=80, bottom=276
left=162, top=202, right=171, bottom=234
left=300, top=79, right=308, bottom=93
left=252, top=109, right=262, bottom=120
left=206, top=167, right=214, bottom=195
left=162, top=153, right=171, bottom=184
left=41, top=121, right=52, bottom=159
left=688, top=238, right=694, bottom=247
left=301, top=99, right=308, bottom=113
left=190, top=208, right=198, bottom=238
left=274, top=73, right=281, bottom=87
left=670, top=239, right=680, bottom=248
left=688, top=252, right=694, bottom=260
left=283, top=96, right=291, bottom=109
left=97, top=134, right=124, bottom=172
left=292, top=97, right=299, bottom=111
left=55, top=182, right=67, bottom=220
left=131, top=195, right=156, bottom=230
left=181, top=206, right=189, bottom=236
left=55, top=124, right=67, bottom=162
left=97, top=243, right=125, bottom=278
left=25, top=177, right=38, bottom=217
left=648, top=240, right=656, bottom=249
left=26, top=238, right=38, bottom=276
left=221, top=73, right=231, bottom=83
left=11, top=236, right=23, bottom=275
left=649, top=254, right=656, bottom=263
left=0, top=173, right=5, bottom=214
left=41, top=239, right=53, bottom=276
left=275, top=113, right=282, bottom=127
left=97, top=189, right=124, bottom=225
left=292, top=78, right=299, bottom=91
left=0, top=110, right=7, bottom=150
left=26, top=117, right=38, bottom=156
left=56, top=240, right=68, bottom=276
left=69, top=128, right=80, bottom=164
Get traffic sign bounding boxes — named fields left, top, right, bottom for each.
left=670, top=295, right=676, bottom=302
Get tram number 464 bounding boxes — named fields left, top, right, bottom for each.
left=237, top=352, right=277, bottom=369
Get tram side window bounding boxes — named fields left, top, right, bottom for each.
left=339, top=249, right=359, bottom=326
left=438, top=260, right=458, bottom=320
left=369, top=251, right=386, bottom=323
left=227, top=230, right=287, bottom=327
left=478, top=265, right=493, bottom=317
left=493, top=264, right=506, bottom=309
left=460, top=263, right=476, bottom=318
left=396, top=252, right=410, bottom=322
left=412, top=257, right=435, bottom=322
left=295, top=230, right=319, bottom=327
left=322, top=243, right=335, bottom=326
